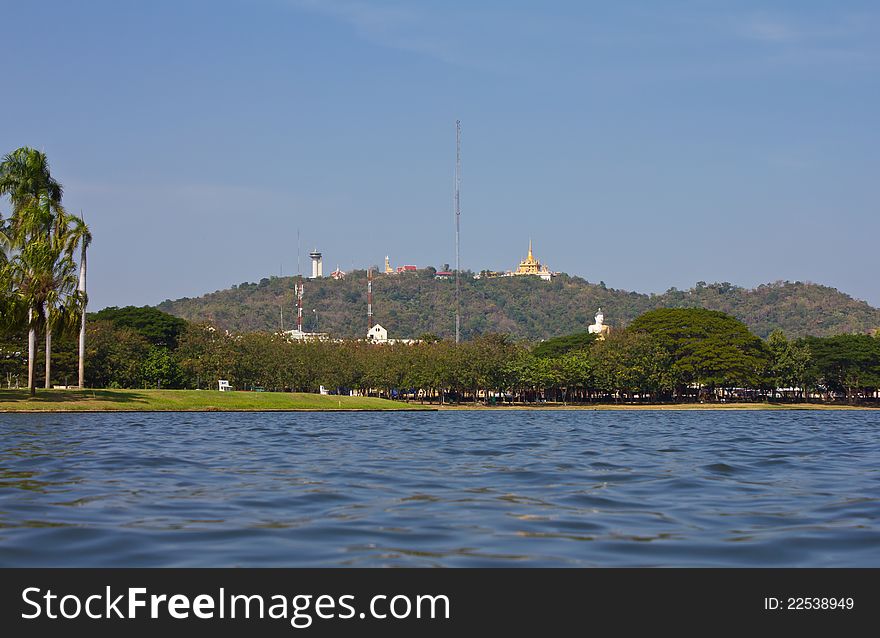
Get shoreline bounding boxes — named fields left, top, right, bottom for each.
left=434, top=403, right=874, bottom=411
left=0, top=402, right=872, bottom=413
left=0, top=390, right=873, bottom=413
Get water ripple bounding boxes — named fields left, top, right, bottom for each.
left=0, top=410, right=878, bottom=566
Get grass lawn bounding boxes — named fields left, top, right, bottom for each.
left=0, top=389, right=431, bottom=412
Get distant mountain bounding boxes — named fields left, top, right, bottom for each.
left=156, top=272, right=880, bottom=340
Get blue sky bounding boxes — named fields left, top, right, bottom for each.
left=3, top=0, right=879, bottom=309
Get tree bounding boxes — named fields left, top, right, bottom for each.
left=767, top=330, right=812, bottom=399
left=1, top=149, right=66, bottom=394
left=629, top=308, right=770, bottom=399
left=63, top=215, right=92, bottom=388
left=532, top=332, right=596, bottom=359
left=92, top=305, right=187, bottom=348
left=0, top=147, right=62, bottom=224
left=0, top=217, right=17, bottom=333
left=590, top=330, right=673, bottom=401
left=8, top=233, right=81, bottom=394
left=801, top=334, right=880, bottom=401
left=504, top=349, right=552, bottom=401
left=0, top=215, right=10, bottom=267
left=0, top=148, right=88, bottom=393
left=41, top=210, right=88, bottom=389
left=142, top=346, right=179, bottom=389
left=548, top=350, right=593, bottom=404
left=85, top=320, right=150, bottom=388
left=0, top=332, right=26, bottom=388
left=175, top=323, right=237, bottom=389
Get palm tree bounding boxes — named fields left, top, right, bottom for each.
left=15, top=192, right=70, bottom=390
left=10, top=235, right=80, bottom=395
left=0, top=148, right=70, bottom=393
left=0, top=218, right=20, bottom=335
left=44, top=281, right=85, bottom=389
left=61, top=214, right=91, bottom=388
left=0, top=147, right=62, bottom=218
left=36, top=208, right=90, bottom=390
left=0, top=215, right=10, bottom=262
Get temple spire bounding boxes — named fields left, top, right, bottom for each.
left=527, top=238, right=533, bottom=260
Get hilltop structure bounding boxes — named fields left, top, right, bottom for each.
left=309, top=250, right=323, bottom=278
left=513, top=240, right=552, bottom=280
left=476, top=240, right=554, bottom=281
left=382, top=255, right=417, bottom=274
left=365, top=323, right=418, bottom=345
left=367, top=324, right=388, bottom=342
left=282, top=279, right=327, bottom=340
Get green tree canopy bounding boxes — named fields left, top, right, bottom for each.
left=91, top=305, right=187, bottom=348
left=801, top=334, right=880, bottom=399
left=629, top=308, right=770, bottom=392
left=85, top=320, right=151, bottom=388
left=532, top=331, right=597, bottom=359
left=767, top=329, right=812, bottom=393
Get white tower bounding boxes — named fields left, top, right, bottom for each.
left=309, top=249, right=323, bottom=278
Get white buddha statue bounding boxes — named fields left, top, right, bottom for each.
left=588, top=308, right=610, bottom=339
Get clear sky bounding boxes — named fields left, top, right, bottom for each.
left=3, top=0, right=878, bottom=309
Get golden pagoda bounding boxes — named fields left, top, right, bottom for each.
left=513, top=240, right=553, bottom=280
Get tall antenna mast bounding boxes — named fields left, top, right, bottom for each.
left=367, top=267, right=374, bottom=330
left=279, top=264, right=284, bottom=332
left=296, top=281, right=304, bottom=332
left=297, top=228, right=301, bottom=277
left=454, top=119, right=461, bottom=344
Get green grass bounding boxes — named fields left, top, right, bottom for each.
left=0, top=389, right=431, bottom=412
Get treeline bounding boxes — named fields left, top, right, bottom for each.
left=6, top=306, right=878, bottom=405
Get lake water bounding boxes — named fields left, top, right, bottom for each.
left=0, top=410, right=878, bottom=567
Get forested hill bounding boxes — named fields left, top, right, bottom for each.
left=156, top=272, right=880, bottom=340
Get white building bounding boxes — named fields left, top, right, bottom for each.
left=309, top=250, right=323, bottom=278
left=283, top=329, right=329, bottom=342
left=365, top=324, right=419, bottom=345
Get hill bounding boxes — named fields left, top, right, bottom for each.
left=156, top=272, right=880, bottom=340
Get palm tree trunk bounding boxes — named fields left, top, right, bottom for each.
left=45, top=327, right=52, bottom=389
left=28, top=327, right=36, bottom=396
left=78, top=248, right=87, bottom=388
